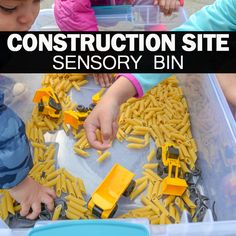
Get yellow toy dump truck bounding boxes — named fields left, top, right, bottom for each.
left=33, top=87, right=62, bottom=118
left=64, top=88, right=105, bottom=130
left=156, top=143, right=188, bottom=196
left=88, top=164, right=136, bottom=219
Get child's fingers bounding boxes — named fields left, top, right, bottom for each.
left=103, top=74, right=111, bottom=87
left=26, top=202, right=41, bottom=220
left=84, top=121, right=110, bottom=150
left=108, top=74, right=115, bottom=85
left=93, top=74, right=99, bottom=85
left=42, top=194, right=55, bottom=212
left=153, top=0, right=159, bottom=5
left=112, top=121, right=119, bottom=140
left=168, top=0, right=178, bottom=14
left=20, top=202, right=31, bottom=217
left=45, top=187, right=56, bottom=199
left=98, top=74, right=105, bottom=87
left=99, top=115, right=113, bottom=145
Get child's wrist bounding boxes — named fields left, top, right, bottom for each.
left=9, top=176, right=31, bottom=193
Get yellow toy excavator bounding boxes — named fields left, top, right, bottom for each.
left=64, top=88, right=105, bottom=130
left=33, top=87, right=62, bottom=118
left=156, top=143, right=188, bottom=196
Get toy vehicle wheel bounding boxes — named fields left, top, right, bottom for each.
left=156, top=147, right=162, bottom=160
left=123, top=180, right=136, bottom=197
left=92, top=204, right=103, bottom=218
left=157, top=163, right=164, bottom=176
left=38, top=100, right=44, bottom=112
left=77, top=105, right=86, bottom=112
left=108, top=204, right=118, bottom=218
left=89, top=103, right=96, bottom=111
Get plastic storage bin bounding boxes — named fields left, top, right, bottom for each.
left=31, top=5, right=187, bottom=31
left=2, top=5, right=236, bottom=236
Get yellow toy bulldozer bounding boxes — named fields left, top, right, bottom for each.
left=156, top=143, right=188, bottom=196
left=64, top=88, right=105, bottom=130
left=33, top=87, right=62, bottom=118
left=88, top=164, right=136, bottom=219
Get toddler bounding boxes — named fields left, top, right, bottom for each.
left=84, top=0, right=236, bottom=150
left=0, top=0, right=56, bottom=220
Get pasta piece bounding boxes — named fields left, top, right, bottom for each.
left=5, top=191, right=15, bottom=215
left=143, top=163, right=158, bottom=169
left=151, top=181, right=161, bottom=200
left=73, top=147, right=89, bottom=157
left=61, top=174, right=67, bottom=193
left=46, top=168, right=62, bottom=181
left=66, top=179, right=76, bottom=196
left=147, top=182, right=154, bottom=199
left=182, top=192, right=196, bottom=209
left=163, top=196, right=175, bottom=208
left=127, top=143, right=146, bottom=149
left=1, top=196, right=8, bottom=220
left=52, top=204, right=62, bottom=221
left=135, top=176, right=148, bottom=185
left=65, top=195, right=86, bottom=206
left=65, top=210, right=80, bottom=220
left=146, top=149, right=156, bottom=162
left=130, top=180, right=148, bottom=200
left=97, top=151, right=110, bottom=163
left=67, top=201, right=87, bottom=213
left=56, top=177, right=62, bottom=197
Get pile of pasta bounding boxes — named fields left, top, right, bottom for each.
left=0, top=74, right=94, bottom=221
left=0, top=74, right=201, bottom=225
left=115, top=76, right=198, bottom=223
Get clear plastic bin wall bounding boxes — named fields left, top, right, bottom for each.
left=4, top=5, right=236, bottom=236
left=31, top=5, right=187, bottom=31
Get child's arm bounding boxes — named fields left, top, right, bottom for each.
left=0, top=92, right=56, bottom=219
left=84, top=0, right=236, bottom=149
left=217, top=74, right=236, bottom=108
left=174, top=0, right=236, bottom=31
left=54, top=0, right=98, bottom=31
left=117, top=0, right=236, bottom=95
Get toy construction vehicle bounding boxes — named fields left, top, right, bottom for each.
left=33, top=87, right=62, bottom=118
left=156, top=143, right=188, bottom=196
left=92, top=88, right=105, bottom=104
left=64, top=104, right=95, bottom=130
left=88, top=164, right=136, bottom=219
left=64, top=88, right=105, bottom=130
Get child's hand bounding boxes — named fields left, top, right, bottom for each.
left=93, top=74, right=114, bottom=88
left=9, top=176, right=56, bottom=220
left=84, top=98, right=119, bottom=150
left=84, top=76, right=137, bottom=150
left=154, top=0, right=180, bottom=16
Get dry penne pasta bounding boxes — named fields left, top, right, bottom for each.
left=146, top=149, right=156, bottom=162
left=52, top=204, right=62, bottom=221
left=66, top=179, right=76, bottom=196
left=143, top=163, right=158, bottom=169
left=130, top=180, right=148, bottom=200
left=127, top=143, right=146, bottom=149
left=135, top=176, right=148, bottom=185
left=73, top=147, right=89, bottom=157
left=97, top=151, right=110, bottom=163
left=65, top=195, right=86, bottom=206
